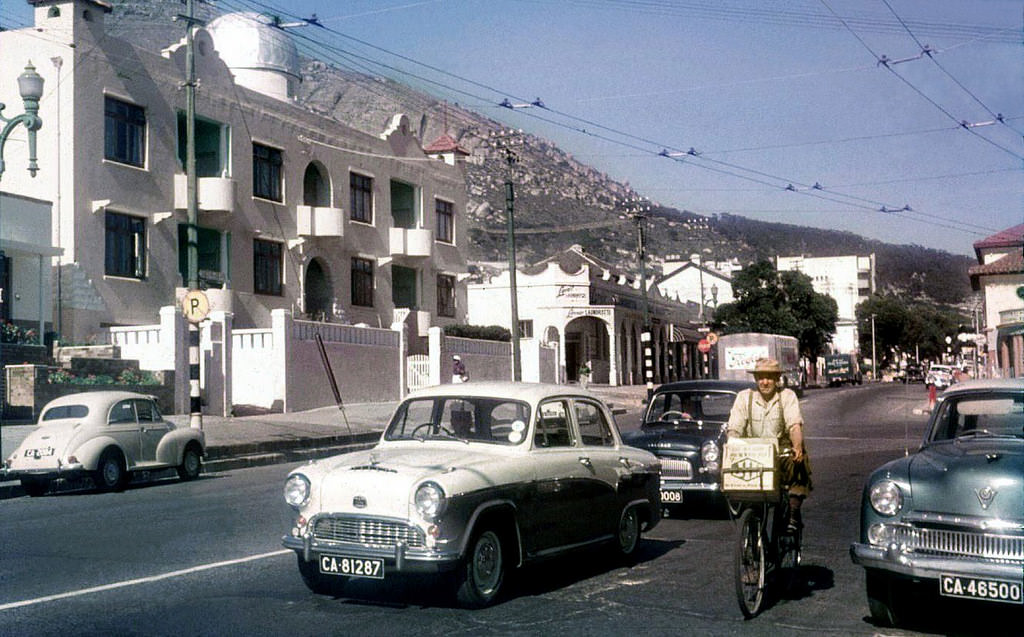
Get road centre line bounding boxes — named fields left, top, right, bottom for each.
left=0, top=549, right=292, bottom=611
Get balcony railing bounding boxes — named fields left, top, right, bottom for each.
left=389, top=227, right=433, bottom=258
left=296, top=205, right=344, bottom=237
left=174, top=174, right=236, bottom=213
left=998, top=308, right=1024, bottom=325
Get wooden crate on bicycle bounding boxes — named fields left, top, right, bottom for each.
left=721, top=438, right=778, bottom=496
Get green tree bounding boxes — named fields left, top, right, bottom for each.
left=712, top=260, right=838, bottom=363
left=855, top=294, right=967, bottom=367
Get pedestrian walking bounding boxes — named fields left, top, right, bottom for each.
left=452, top=355, right=468, bottom=383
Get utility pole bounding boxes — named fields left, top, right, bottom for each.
left=623, top=197, right=652, bottom=399
left=177, top=0, right=204, bottom=429
left=490, top=130, right=523, bottom=381
left=871, top=313, right=877, bottom=381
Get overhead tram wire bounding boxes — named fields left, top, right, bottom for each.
left=880, top=0, right=1024, bottom=139
left=222, top=0, right=1004, bottom=237
left=518, top=0, right=1021, bottom=43
left=820, top=0, right=1024, bottom=164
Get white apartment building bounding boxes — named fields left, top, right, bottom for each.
left=0, top=1, right=468, bottom=345
left=776, top=254, right=876, bottom=354
left=468, top=245, right=704, bottom=386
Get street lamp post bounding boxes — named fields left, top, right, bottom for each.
left=0, top=61, right=44, bottom=472
left=0, top=62, right=44, bottom=181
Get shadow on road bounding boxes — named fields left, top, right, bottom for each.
left=321, top=537, right=686, bottom=610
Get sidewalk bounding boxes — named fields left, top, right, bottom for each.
left=0, top=384, right=648, bottom=499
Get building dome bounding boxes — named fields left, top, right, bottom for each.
left=206, top=12, right=300, bottom=100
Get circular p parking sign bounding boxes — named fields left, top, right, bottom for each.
left=182, top=289, right=210, bottom=323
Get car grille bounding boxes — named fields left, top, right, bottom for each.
left=896, top=526, right=1024, bottom=564
left=659, top=458, right=693, bottom=480
left=313, top=516, right=426, bottom=549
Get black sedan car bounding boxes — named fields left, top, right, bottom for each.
left=622, top=380, right=753, bottom=514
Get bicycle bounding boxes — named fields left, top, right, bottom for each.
left=722, top=445, right=802, bottom=619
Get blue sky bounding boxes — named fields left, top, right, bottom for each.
left=3, top=0, right=1022, bottom=256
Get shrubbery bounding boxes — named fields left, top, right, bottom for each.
left=1, top=321, right=39, bottom=345
left=442, top=324, right=511, bottom=342
left=47, top=368, right=160, bottom=386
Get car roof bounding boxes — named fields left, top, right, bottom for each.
left=404, top=381, right=601, bottom=404
left=42, top=390, right=155, bottom=409
left=651, top=379, right=755, bottom=393
left=939, top=378, right=1024, bottom=395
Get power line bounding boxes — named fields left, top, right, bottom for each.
left=820, top=0, right=1024, bottom=163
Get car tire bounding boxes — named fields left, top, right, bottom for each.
left=93, top=449, right=127, bottom=492
left=177, top=443, right=202, bottom=481
left=296, top=555, right=347, bottom=596
left=615, top=506, right=641, bottom=557
left=21, top=478, right=49, bottom=497
left=455, top=527, right=505, bottom=608
left=866, top=569, right=905, bottom=627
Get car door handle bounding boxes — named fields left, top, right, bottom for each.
left=618, top=457, right=632, bottom=469
left=578, top=456, right=592, bottom=468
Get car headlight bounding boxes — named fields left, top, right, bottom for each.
left=284, top=474, right=311, bottom=509
left=869, top=480, right=902, bottom=516
left=701, top=441, right=720, bottom=471
left=414, top=481, right=446, bottom=520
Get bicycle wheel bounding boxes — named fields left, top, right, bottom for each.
left=734, top=508, right=766, bottom=618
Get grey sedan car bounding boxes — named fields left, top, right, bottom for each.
left=850, top=378, right=1023, bottom=626
left=3, top=391, right=205, bottom=495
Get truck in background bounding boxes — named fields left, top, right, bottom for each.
left=824, top=353, right=862, bottom=386
left=716, top=332, right=803, bottom=396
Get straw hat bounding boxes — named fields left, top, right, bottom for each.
left=747, top=358, right=782, bottom=375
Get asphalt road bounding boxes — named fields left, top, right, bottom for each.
left=0, top=383, right=1018, bottom=636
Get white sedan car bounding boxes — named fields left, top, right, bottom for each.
left=3, top=391, right=205, bottom=496
left=282, top=382, right=662, bottom=607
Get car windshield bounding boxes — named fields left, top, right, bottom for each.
left=41, top=404, right=89, bottom=421
left=645, top=391, right=735, bottom=425
left=929, top=392, right=1024, bottom=441
left=385, top=396, right=532, bottom=445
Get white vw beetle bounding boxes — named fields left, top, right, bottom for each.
left=282, top=382, right=661, bottom=607
left=3, top=391, right=205, bottom=496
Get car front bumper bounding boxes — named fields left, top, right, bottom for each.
left=282, top=533, right=461, bottom=575
left=660, top=477, right=719, bottom=492
left=850, top=542, right=1024, bottom=582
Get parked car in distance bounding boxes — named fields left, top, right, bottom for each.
left=2, top=391, right=205, bottom=496
left=622, top=380, right=753, bottom=514
left=901, top=363, right=924, bottom=384
left=925, top=364, right=955, bottom=389
left=282, top=382, right=662, bottom=607
left=850, top=378, right=1024, bottom=627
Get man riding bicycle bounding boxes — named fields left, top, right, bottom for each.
left=726, top=357, right=811, bottom=534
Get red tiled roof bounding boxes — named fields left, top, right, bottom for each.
left=974, top=223, right=1024, bottom=253
left=423, top=134, right=468, bottom=154
left=969, top=252, right=1024, bottom=289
